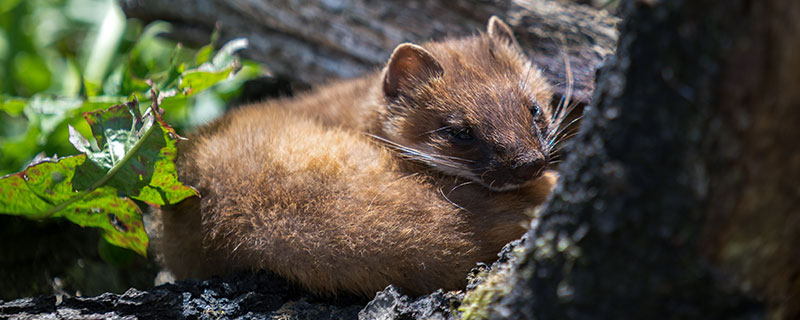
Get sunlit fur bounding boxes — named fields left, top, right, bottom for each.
left=151, top=17, right=560, bottom=297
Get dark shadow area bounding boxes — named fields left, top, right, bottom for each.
left=0, top=215, right=159, bottom=300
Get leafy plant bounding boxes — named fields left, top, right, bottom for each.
left=0, top=96, right=195, bottom=255
left=0, top=0, right=265, bottom=176
left=0, top=0, right=268, bottom=255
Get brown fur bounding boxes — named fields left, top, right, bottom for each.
left=151, top=17, right=559, bottom=297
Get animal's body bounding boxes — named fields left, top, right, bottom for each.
left=151, top=17, right=560, bottom=297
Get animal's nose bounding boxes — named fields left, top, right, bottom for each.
left=513, top=158, right=545, bottom=181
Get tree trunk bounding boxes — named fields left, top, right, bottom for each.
left=485, top=0, right=800, bottom=319
left=120, top=0, right=618, bottom=104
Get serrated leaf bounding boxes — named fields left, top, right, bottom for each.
left=0, top=97, right=198, bottom=256
left=70, top=96, right=197, bottom=206
left=0, top=155, right=148, bottom=255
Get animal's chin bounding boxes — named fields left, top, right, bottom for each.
left=467, top=175, right=525, bottom=192
left=428, top=163, right=534, bottom=192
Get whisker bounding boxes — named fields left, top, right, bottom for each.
left=559, top=36, right=574, bottom=124
left=549, top=145, right=568, bottom=155
left=440, top=188, right=471, bottom=213
left=417, top=126, right=452, bottom=137
left=366, top=134, right=475, bottom=174
left=552, top=101, right=583, bottom=134
left=549, top=144, right=568, bottom=155
left=547, top=152, right=562, bottom=161
left=547, top=36, right=579, bottom=150
left=552, top=93, right=571, bottom=124
left=550, top=98, right=581, bottom=129
left=520, top=61, right=535, bottom=91
left=448, top=180, right=474, bottom=197
left=548, top=115, right=583, bottom=146
left=551, top=111, right=583, bottom=135
left=438, top=155, right=474, bottom=163
left=479, top=169, right=493, bottom=183
left=553, top=130, right=580, bottom=146
left=552, top=99, right=580, bottom=125
left=548, top=133, right=579, bottom=153
left=549, top=141, right=572, bottom=155
left=548, top=138, right=575, bottom=155
left=369, top=134, right=475, bottom=163
left=368, top=134, right=441, bottom=161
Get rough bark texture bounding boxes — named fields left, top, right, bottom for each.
left=491, top=0, right=799, bottom=319
left=120, top=0, right=618, bottom=104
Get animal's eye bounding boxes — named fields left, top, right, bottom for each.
left=445, top=127, right=474, bottom=142
left=529, top=101, right=542, bottom=118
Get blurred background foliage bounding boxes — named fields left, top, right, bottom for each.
left=0, top=0, right=268, bottom=299
left=0, top=0, right=267, bottom=176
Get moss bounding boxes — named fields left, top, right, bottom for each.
left=459, top=241, right=526, bottom=319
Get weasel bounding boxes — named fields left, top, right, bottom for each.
left=152, top=17, right=560, bottom=297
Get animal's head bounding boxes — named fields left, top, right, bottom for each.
left=377, top=16, right=555, bottom=191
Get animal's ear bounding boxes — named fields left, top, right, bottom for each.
left=487, top=16, right=523, bottom=53
left=382, top=43, right=444, bottom=102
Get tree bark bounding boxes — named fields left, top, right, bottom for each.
left=488, top=0, right=800, bottom=319
left=120, top=0, right=619, bottom=104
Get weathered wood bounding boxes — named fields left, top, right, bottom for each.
left=120, top=0, right=618, bottom=104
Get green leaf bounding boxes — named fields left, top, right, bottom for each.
left=0, top=0, right=23, bottom=14
left=179, top=69, right=233, bottom=94
left=24, top=96, right=84, bottom=143
left=0, top=97, right=198, bottom=256
left=13, top=52, right=52, bottom=95
left=194, top=44, right=215, bottom=66
left=179, top=38, right=248, bottom=94
left=81, top=0, right=126, bottom=96
left=70, top=96, right=198, bottom=206
left=0, top=155, right=147, bottom=255
left=210, top=38, right=248, bottom=71
left=0, top=126, right=40, bottom=175
left=0, top=95, right=26, bottom=116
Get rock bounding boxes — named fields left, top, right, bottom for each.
left=0, top=272, right=364, bottom=319
left=359, top=286, right=462, bottom=320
